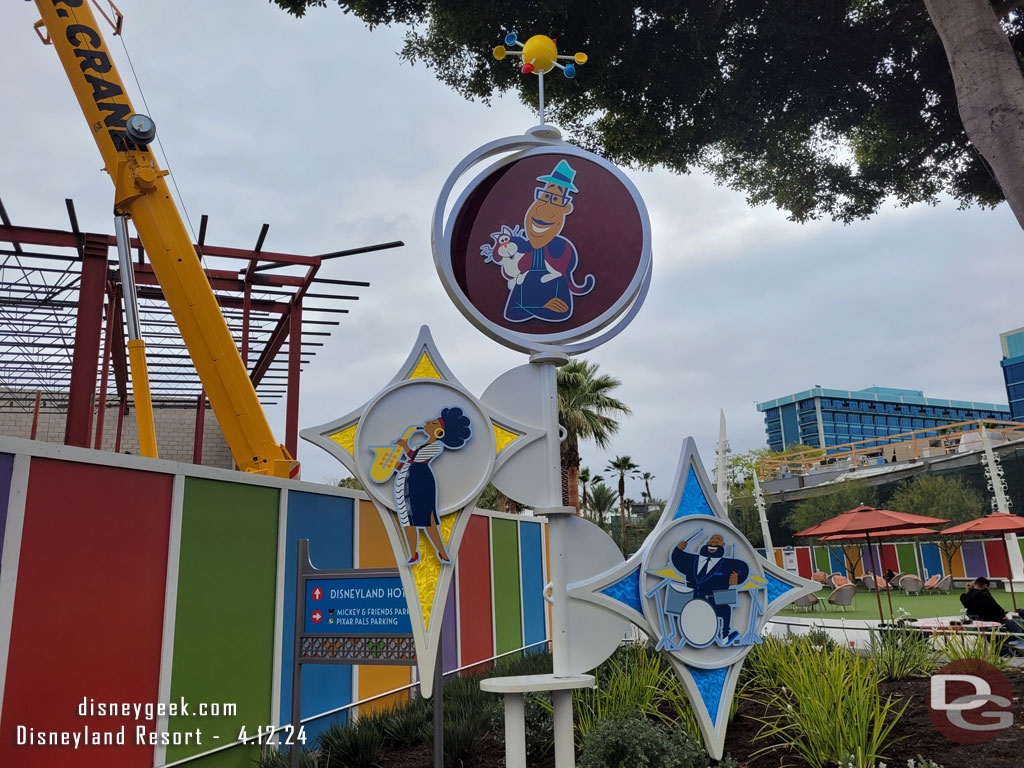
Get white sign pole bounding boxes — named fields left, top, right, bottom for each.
left=753, top=474, right=774, bottom=563
left=980, top=424, right=1024, bottom=588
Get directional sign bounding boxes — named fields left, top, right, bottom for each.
left=304, top=577, right=412, bottom=635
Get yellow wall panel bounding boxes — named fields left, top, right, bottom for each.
left=356, top=500, right=411, bottom=714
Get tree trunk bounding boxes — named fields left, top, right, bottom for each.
left=567, top=463, right=580, bottom=513
left=619, top=479, right=626, bottom=552
left=924, top=0, right=1024, bottom=230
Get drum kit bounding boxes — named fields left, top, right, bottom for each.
left=646, top=534, right=766, bottom=652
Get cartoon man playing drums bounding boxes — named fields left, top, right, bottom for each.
left=670, top=533, right=749, bottom=645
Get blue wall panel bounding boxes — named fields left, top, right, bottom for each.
left=280, top=491, right=355, bottom=741
left=519, top=521, right=547, bottom=653
left=829, top=547, right=847, bottom=575
left=0, top=453, right=13, bottom=566
left=920, top=542, right=944, bottom=579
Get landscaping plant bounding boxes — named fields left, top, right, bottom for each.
left=577, top=712, right=730, bottom=768
left=868, top=626, right=938, bottom=680
left=317, top=714, right=386, bottom=768
left=936, top=628, right=1010, bottom=671
left=746, top=638, right=907, bottom=768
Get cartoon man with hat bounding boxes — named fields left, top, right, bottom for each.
left=497, top=158, right=595, bottom=322
left=670, top=532, right=750, bottom=644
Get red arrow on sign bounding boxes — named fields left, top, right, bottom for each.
left=311, top=610, right=323, bottom=624
left=312, top=587, right=323, bottom=601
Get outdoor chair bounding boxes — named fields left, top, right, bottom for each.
left=827, top=584, right=857, bottom=613
left=832, top=575, right=851, bottom=588
left=889, top=573, right=906, bottom=589
left=812, top=571, right=827, bottom=584
left=901, top=575, right=924, bottom=596
left=927, top=575, right=952, bottom=594
left=792, top=593, right=821, bottom=612
left=923, top=574, right=940, bottom=590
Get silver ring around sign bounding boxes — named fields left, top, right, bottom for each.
left=431, top=130, right=652, bottom=356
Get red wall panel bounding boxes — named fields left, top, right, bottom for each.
left=457, top=514, right=493, bottom=669
left=0, top=459, right=172, bottom=768
left=984, top=539, right=1010, bottom=579
left=795, top=547, right=812, bottom=579
left=881, top=544, right=899, bottom=573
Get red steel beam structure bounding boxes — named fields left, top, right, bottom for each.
left=65, top=233, right=107, bottom=448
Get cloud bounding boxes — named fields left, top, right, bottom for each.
left=3, top=2, right=1023, bottom=501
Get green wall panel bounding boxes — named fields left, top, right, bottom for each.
left=491, top=519, right=523, bottom=655
left=812, top=546, right=830, bottom=574
left=895, top=543, right=918, bottom=575
left=167, top=478, right=280, bottom=767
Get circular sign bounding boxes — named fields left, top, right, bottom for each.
left=354, top=378, right=496, bottom=518
left=640, top=516, right=766, bottom=669
left=433, top=134, right=651, bottom=354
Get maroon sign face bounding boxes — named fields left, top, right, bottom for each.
left=449, top=151, right=645, bottom=340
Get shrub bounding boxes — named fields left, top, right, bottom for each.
left=421, top=698, right=492, bottom=768
left=258, top=746, right=319, bottom=768
left=805, top=626, right=839, bottom=651
left=936, top=628, right=1010, bottom=671
left=569, top=645, right=680, bottom=744
left=378, top=696, right=431, bottom=749
left=578, top=712, right=709, bottom=768
left=317, top=716, right=385, bottom=768
left=868, top=626, right=937, bottom=679
left=749, top=639, right=907, bottom=768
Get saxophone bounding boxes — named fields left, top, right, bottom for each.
left=368, top=424, right=422, bottom=484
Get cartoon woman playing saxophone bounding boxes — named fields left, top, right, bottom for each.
left=369, top=406, right=473, bottom=565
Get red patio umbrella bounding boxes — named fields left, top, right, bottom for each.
left=941, top=514, right=1024, bottom=611
left=795, top=506, right=950, bottom=621
left=819, top=527, right=938, bottom=617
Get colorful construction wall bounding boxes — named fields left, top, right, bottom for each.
left=770, top=538, right=1024, bottom=582
left=0, top=438, right=548, bottom=768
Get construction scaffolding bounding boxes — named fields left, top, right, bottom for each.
left=0, top=196, right=400, bottom=463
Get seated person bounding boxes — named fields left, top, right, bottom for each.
left=884, top=568, right=896, bottom=583
left=960, top=577, right=1024, bottom=634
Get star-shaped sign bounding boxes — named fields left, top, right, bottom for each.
left=567, top=437, right=818, bottom=759
left=301, top=326, right=541, bottom=696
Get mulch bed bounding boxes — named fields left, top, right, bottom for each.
left=379, top=670, right=1024, bottom=767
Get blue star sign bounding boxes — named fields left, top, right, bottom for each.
left=567, top=437, right=818, bottom=759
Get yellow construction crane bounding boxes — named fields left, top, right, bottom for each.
left=32, top=0, right=298, bottom=478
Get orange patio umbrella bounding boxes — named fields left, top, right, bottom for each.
left=941, top=514, right=1024, bottom=611
left=818, top=527, right=937, bottom=618
left=795, top=506, right=950, bottom=622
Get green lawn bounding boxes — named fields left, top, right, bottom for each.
left=776, top=586, right=1022, bottom=622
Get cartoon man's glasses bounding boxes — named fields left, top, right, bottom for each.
left=534, top=187, right=573, bottom=208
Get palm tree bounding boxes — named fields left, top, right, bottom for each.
left=587, top=481, right=617, bottom=528
left=557, top=360, right=630, bottom=512
left=641, top=471, right=655, bottom=504
left=606, top=455, right=641, bottom=551
left=578, top=467, right=592, bottom=518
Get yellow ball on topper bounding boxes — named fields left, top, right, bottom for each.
left=494, top=31, right=587, bottom=79
left=520, top=34, right=558, bottom=74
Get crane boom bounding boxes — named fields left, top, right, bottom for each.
left=35, top=0, right=297, bottom=477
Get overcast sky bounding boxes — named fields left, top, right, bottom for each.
left=4, top=1, right=1024, bottom=504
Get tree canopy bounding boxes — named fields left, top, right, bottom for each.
left=274, top=0, right=1024, bottom=226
